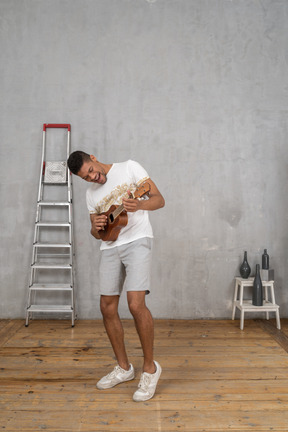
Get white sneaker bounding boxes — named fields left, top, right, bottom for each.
left=133, top=361, right=162, bottom=402
left=96, top=364, right=135, bottom=389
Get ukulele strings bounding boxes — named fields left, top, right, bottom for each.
left=111, top=190, right=133, bottom=220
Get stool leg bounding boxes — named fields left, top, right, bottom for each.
left=239, top=284, right=244, bottom=306
left=265, top=286, right=269, bottom=320
left=264, top=285, right=268, bottom=302
left=276, top=310, right=281, bottom=330
left=240, top=309, right=244, bottom=330
left=270, top=284, right=276, bottom=304
left=232, top=280, right=239, bottom=320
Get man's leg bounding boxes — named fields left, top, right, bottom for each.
left=100, top=294, right=130, bottom=370
left=127, top=291, right=155, bottom=374
left=127, top=291, right=162, bottom=402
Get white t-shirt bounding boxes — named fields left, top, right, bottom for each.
left=86, top=160, right=153, bottom=250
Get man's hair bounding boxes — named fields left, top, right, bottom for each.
left=67, top=151, right=91, bottom=175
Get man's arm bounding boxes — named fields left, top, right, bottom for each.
left=122, top=179, right=165, bottom=213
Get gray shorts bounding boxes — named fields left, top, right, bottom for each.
left=99, top=237, right=153, bottom=296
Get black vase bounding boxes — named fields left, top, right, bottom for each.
left=262, top=249, right=269, bottom=270
left=240, top=251, right=251, bottom=279
left=252, top=264, right=263, bottom=306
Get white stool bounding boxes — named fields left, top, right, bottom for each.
left=232, top=277, right=281, bottom=330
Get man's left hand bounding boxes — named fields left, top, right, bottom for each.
left=122, top=196, right=141, bottom=213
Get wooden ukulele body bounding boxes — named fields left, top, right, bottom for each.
left=98, top=205, right=128, bottom=242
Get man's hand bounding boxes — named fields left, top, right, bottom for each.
left=93, top=214, right=107, bottom=231
left=122, top=192, right=142, bottom=213
left=90, top=213, right=107, bottom=239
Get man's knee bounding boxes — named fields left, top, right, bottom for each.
left=127, top=292, right=146, bottom=317
left=100, top=295, right=119, bottom=319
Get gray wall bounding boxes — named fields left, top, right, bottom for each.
left=1, top=0, right=288, bottom=319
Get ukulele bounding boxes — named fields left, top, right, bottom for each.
left=98, top=182, right=151, bottom=242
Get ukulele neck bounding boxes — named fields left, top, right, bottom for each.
left=112, top=203, right=125, bottom=220
left=110, top=192, right=133, bottom=221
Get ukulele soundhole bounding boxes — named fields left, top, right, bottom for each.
left=109, top=214, right=114, bottom=223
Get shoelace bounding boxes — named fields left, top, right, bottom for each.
left=138, top=373, right=151, bottom=391
left=106, top=365, right=124, bottom=379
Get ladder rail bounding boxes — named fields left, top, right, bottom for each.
left=67, top=129, right=72, bottom=204
left=37, top=130, right=46, bottom=203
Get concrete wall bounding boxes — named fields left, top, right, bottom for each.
left=1, top=0, right=288, bottom=319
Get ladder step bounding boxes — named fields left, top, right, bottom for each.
left=38, top=201, right=71, bottom=206
left=36, top=222, right=70, bottom=227
left=34, top=242, right=71, bottom=248
left=27, top=305, right=73, bottom=312
left=32, top=262, right=72, bottom=269
left=43, top=181, right=68, bottom=185
left=35, top=255, right=71, bottom=259
left=29, top=284, right=72, bottom=291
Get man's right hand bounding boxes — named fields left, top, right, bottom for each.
left=90, top=213, right=107, bottom=239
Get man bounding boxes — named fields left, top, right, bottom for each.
left=67, top=151, right=165, bottom=402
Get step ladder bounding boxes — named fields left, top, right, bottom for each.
left=25, top=124, right=76, bottom=327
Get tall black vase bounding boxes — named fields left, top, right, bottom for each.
left=240, top=251, right=251, bottom=279
left=252, top=264, right=263, bottom=306
left=262, top=249, right=269, bottom=270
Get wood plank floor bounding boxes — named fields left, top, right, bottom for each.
left=1, top=318, right=288, bottom=431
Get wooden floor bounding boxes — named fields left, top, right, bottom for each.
left=1, top=318, right=288, bottom=431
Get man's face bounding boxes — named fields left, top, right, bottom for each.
left=77, top=156, right=107, bottom=184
